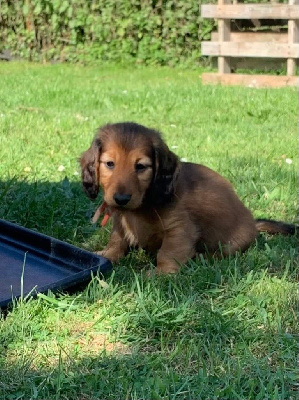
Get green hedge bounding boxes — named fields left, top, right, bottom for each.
left=0, top=0, right=216, bottom=65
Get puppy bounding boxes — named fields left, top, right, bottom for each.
left=80, top=122, right=297, bottom=274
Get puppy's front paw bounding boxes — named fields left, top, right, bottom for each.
left=95, top=250, right=105, bottom=257
left=145, top=264, right=179, bottom=277
left=155, top=259, right=180, bottom=274
left=95, top=249, right=115, bottom=262
left=95, top=248, right=123, bottom=263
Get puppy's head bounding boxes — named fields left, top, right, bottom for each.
left=80, top=122, right=179, bottom=209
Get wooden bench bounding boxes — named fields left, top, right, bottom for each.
left=201, top=0, right=299, bottom=88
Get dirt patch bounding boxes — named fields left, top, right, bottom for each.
left=69, top=321, right=129, bottom=354
left=76, top=332, right=129, bottom=354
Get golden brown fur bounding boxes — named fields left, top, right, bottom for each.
left=80, top=122, right=298, bottom=274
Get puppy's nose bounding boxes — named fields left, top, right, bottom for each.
left=113, top=193, right=131, bottom=206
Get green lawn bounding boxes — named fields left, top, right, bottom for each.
left=0, top=62, right=298, bottom=400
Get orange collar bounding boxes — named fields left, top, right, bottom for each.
left=92, top=202, right=113, bottom=227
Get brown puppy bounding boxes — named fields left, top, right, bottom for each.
left=80, top=122, right=297, bottom=274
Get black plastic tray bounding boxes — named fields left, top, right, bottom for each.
left=0, top=219, right=112, bottom=308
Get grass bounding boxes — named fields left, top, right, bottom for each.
left=0, top=61, right=298, bottom=400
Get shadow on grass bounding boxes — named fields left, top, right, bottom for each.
left=0, top=176, right=298, bottom=399
left=0, top=167, right=297, bottom=248
left=0, top=175, right=298, bottom=296
left=0, top=177, right=107, bottom=249
left=1, top=352, right=296, bottom=399
left=0, top=175, right=298, bottom=293
left=1, top=280, right=298, bottom=400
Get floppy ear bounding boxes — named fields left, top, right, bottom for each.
left=148, top=139, right=179, bottom=206
left=79, top=138, right=101, bottom=200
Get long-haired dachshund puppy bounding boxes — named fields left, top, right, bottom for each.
left=80, top=122, right=297, bottom=274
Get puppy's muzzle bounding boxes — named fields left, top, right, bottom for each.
left=113, top=193, right=132, bottom=206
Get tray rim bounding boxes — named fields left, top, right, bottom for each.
left=0, top=219, right=104, bottom=267
left=0, top=219, right=112, bottom=308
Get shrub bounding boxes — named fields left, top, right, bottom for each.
left=0, top=0, right=216, bottom=65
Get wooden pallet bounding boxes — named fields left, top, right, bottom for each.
left=201, top=0, right=299, bottom=88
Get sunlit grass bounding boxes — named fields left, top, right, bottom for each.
left=0, top=62, right=298, bottom=400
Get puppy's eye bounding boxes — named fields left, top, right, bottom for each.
left=135, top=163, right=148, bottom=172
left=105, top=161, right=115, bottom=169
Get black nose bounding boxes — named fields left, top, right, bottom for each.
left=113, top=193, right=131, bottom=206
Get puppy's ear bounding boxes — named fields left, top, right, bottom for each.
left=79, top=138, right=101, bottom=200
left=149, top=139, right=179, bottom=206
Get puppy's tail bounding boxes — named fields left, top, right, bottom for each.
left=255, top=219, right=298, bottom=236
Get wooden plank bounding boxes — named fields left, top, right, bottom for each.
left=201, top=4, right=299, bottom=20
left=218, top=0, right=231, bottom=74
left=287, top=0, right=299, bottom=75
left=201, top=73, right=299, bottom=88
left=211, top=32, right=288, bottom=43
left=202, top=41, right=299, bottom=58
left=214, top=57, right=292, bottom=71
